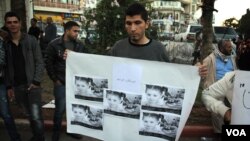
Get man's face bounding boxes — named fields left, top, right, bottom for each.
left=221, top=41, right=233, bottom=55
left=125, top=15, right=149, bottom=43
left=5, top=16, right=21, bottom=34
left=30, top=20, right=36, bottom=26
left=66, top=26, right=80, bottom=41
left=143, top=116, right=158, bottom=131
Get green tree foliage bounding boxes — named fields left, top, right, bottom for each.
left=238, top=9, right=250, bottom=39
left=223, top=17, right=239, bottom=29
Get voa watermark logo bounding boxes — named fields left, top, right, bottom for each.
left=222, top=125, right=250, bottom=140
left=226, top=129, right=246, bottom=136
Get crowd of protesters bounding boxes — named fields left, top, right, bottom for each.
left=0, top=2, right=249, bottom=141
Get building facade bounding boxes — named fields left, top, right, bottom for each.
left=150, top=0, right=202, bottom=32
left=33, top=0, right=85, bottom=31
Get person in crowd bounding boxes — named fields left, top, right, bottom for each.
left=143, top=85, right=166, bottom=107
left=202, top=37, right=250, bottom=133
left=4, top=11, right=45, bottom=141
left=200, top=39, right=237, bottom=134
left=41, top=17, right=57, bottom=52
left=202, top=39, right=237, bottom=89
left=105, top=90, right=126, bottom=112
left=140, top=112, right=162, bottom=133
left=110, top=2, right=207, bottom=77
left=0, top=27, right=21, bottom=141
left=74, top=76, right=93, bottom=96
left=28, top=18, right=41, bottom=40
left=71, top=104, right=90, bottom=123
left=45, top=21, right=88, bottom=141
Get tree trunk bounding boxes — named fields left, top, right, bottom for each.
left=11, top=0, right=27, bottom=32
left=200, top=0, right=216, bottom=63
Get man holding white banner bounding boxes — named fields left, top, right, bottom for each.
left=110, top=3, right=208, bottom=77
left=45, top=21, right=88, bottom=141
left=202, top=38, right=250, bottom=133
left=65, top=3, right=207, bottom=141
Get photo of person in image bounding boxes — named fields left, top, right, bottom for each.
left=104, top=90, right=126, bottom=112
left=74, top=76, right=93, bottom=96
left=88, top=109, right=103, bottom=128
left=122, top=95, right=141, bottom=115
left=142, top=84, right=167, bottom=107
left=71, top=104, right=90, bottom=124
left=165, top=88, right=185, bottom=110
left=140, top=112, right=162, bottom=133
left=91, top=78, right=108, bottom=97
left=160, top=116, right=179, bottom=138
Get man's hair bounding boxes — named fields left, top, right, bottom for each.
left=218, top=39, right=231, bottom=50
left=64, top=21, right=79, bottom=32
left=125, top=3, right=148, bottom=22
left=31, top=18, right=37, bottom=23
left=4, top=11, right=21, bottom=22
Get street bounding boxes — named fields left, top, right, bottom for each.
left=0, top=122, right=100, bottom=141
left=0, top=120, right=207, bottom=141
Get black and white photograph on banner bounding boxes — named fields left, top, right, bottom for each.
left=141, top=84, right=185, bottom=114
left=103, top=89, right=142, bottom=119
left=70, top=104, right=103, bottom=130
left=74, top=75, right=108, bottom=102
left=139, top=112, right=179, bottom=141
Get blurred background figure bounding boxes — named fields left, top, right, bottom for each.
left=28, top=18, right=41, bottom=40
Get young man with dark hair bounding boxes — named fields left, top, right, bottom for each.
left=45, top=20, right=88, bottom=141
left=28, top=18, right=41, bottom=40
left=111, top=3, right=207, bottom=76
left=111, top=3, right=169, bottom=61
left=4, top=11, right=45, bottom=141
left=0, top=26, right=21, bottom=141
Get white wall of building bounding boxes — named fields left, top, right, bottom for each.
left=0, top=0, right=11, bottom=27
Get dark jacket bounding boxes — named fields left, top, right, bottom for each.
left=5, top=33, right=45, bottom=87
left=0, top=36, right=5, bottom=83
left=45, top=35, right=88, bottom=84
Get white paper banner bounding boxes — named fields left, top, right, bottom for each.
left=231, top=70, right=250, bottom=124
left=66, top=52, right=200, bottom=141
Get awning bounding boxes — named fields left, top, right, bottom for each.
left=34, top=14, right=63, bottom=22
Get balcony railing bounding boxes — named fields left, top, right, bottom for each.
left=33, top=0, right=80, bottom=10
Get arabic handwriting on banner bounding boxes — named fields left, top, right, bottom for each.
left=112, top=63, right=142, bottom=93
left=231, top=71, right=250, bottom=124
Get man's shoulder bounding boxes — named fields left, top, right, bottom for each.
left=23, top=33, right=36, bottom=41
left=49, top=37, right=62, bottom=45
left=149, top=39, right=165, bottom=50
left=114, top=38, right=128, bottom=45
left=113, top=38, right=129, bottom=48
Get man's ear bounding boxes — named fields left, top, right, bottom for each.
left=145, top=20, right=150, bottom=29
